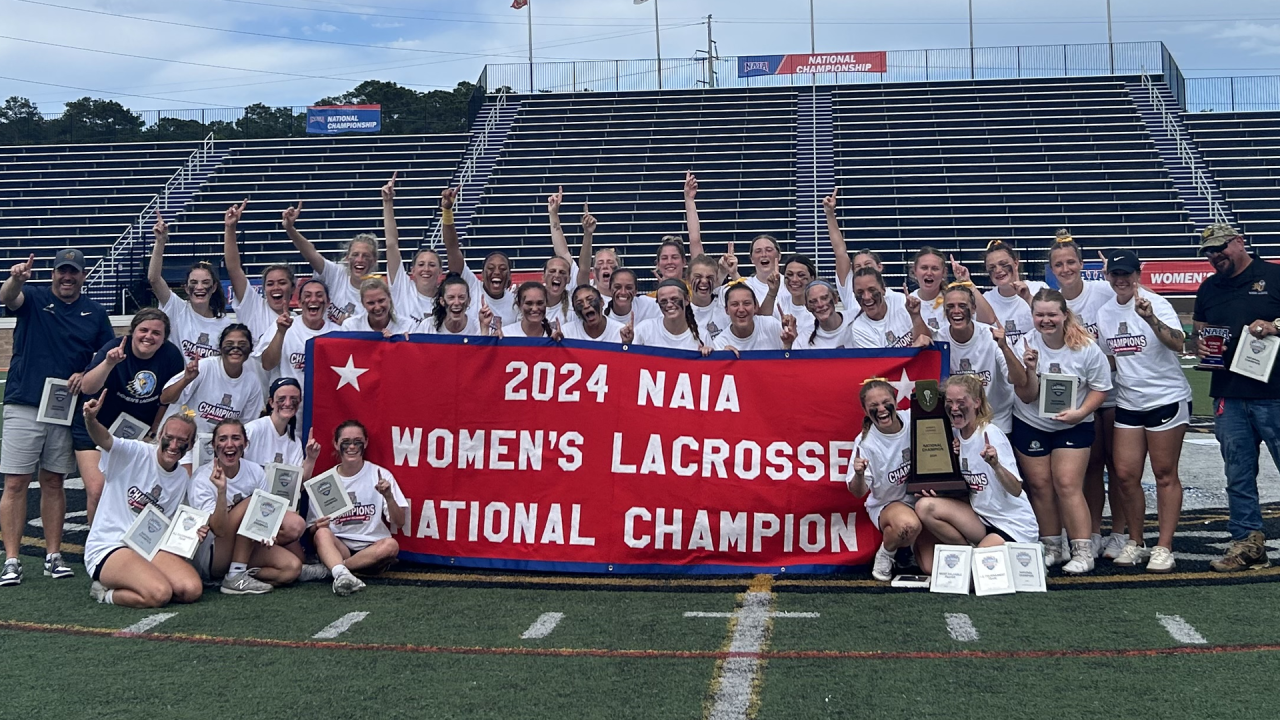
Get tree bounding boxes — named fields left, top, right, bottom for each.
left=142, top=117, right=211, bottom=141
left=235, top=103, right=303, bottom=139
left=48, top=97, right=144, bottom=144
left=314, top=81, right=478, bottom=134
left=0, top=96, right=46, bottom=145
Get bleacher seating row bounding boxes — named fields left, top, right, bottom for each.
left=1183, top=111, right=1280, bottom=251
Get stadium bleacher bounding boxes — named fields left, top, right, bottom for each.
left=1182, top=111, right=1280, bottom=254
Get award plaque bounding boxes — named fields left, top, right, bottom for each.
left=237, top=489, right=288, bottom=544
left=1195, top=325, right=1231, bottom=371
left=1038, top=373, right=1078, bottom=419
left=123, top=503, right=171, bottom=561
left=971, top=545, right=1016, bottom=597
left=929, top=544, right=972, bottom=595
left=195, top=432, right=215, bottom=468
left=265, top=463, right=304, bottom=512
left=304, top=469, right=355, bottom=520
left=37, top=378, right=78, bottom=426
left=1007, top=542, right=1048, bottom=593
left=157, top=504, right=209, bottom=560
left=108, top=413, right=150, bottom=440
left=1229, top=326, right=1279, bottom=383
left=906, top=380, right=967, bottom=497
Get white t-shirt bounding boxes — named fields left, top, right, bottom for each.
left=633, top=318, right=703, bottom=351
left=793, top=315, right=853, bottom=350
left=386, top=267, right=436, bottom=325
left=1013, top=333, right=1113, bottom=432
left=279, top=319, right=340, bottom=383
left=244, top=415, right=304, bottom=467
left=189, top=459, right=267, bottom=514
left=316, top=259, right=366, bottom=325
left=160, top=293, right=233, bottom=362
left=606, top=295, right=661, bottom=326
left=849, top=294, right=917, bottom=349
left=983, top=280, right=1045, bottom=348
left=691, top=295, right=730, bottom=343
left=418, top=316, right=482, bottom=336
left=1097, top=293, right=1192, bottom=412
left=562, top=318, right=627, bottom=343
left=501, top=321, right=550, bottom=339
left=164, top=356, right=266, bottom=436
left=836, top=274, right=902, bottom=316
left=230, top=285, right=281, bottom=358
left=848, top=411, right=913, bottom=528
left=1064, top=280, right=1116, bottom=339
left=744, top=274, right=771, bottom=307
left=773, top=291, right=814, bottom=332
left=84, top=438, right=191, bottom=576
left=340, top=313, right=416, bottom=335
left=713, top=316, right=785, bottom=351
left=462, top=264, right=516, bottom=329
left=957, top=424, right=1038, bottom=543
left=307, top=461, right=408, bottom=545
left=936, top=324, right=1017, bottom=433
left=912, top=290, right=948, bottom=336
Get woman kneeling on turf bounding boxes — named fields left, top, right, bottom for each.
left=914, top=376, right=1039, bottom=548
left=188, top=418, right=305, bottom=594
left=309, top=420, right=408, bottom=596
left=82, top=391, right=205, bottom=608
left=847, top=379, right=928, bottom=580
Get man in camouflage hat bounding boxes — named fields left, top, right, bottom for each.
left=1192, top=223, right=1280, bottom=571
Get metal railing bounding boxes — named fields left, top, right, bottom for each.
left=1185, top=75, right=1280, bottom=113
left=425, top=91, right=509, bottom=249
left=1142, top=74, right=1228, bottom=225
left=85, top=132, right=219, bottom=307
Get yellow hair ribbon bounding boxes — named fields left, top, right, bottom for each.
left=931, top=295, right=945, bottom=309
left=178, top=405, right=197, bottom=420
left=948, top=280, right=976, bottom=289
left=984, top=239, right=1004, bottom=251
left=861, top=376, right=888, bottom=387
left=1054, top=229, right=1074, bottom=244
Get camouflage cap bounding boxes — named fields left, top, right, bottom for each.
left=1198, top=223, right=1240, bottom=254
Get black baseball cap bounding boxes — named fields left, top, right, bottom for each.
left=1105, top=249, right=1141, bottom=275
left=53, top=248, right=85, bottom=272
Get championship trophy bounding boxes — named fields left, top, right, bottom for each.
left=905, top=379, right=967, bottom=497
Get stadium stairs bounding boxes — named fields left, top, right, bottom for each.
left=431, top=97, right=522, bottom=241
left=1182, top=111, right=1280, bottom=254
left=795, top=88, right=837, bottom=275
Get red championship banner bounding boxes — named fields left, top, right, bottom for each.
left=304, top=335, right=945, bottom=574
left=1141, top=259, right=1280, bottom=293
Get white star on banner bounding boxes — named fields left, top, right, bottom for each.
left=889, top=368, right=915, bottom=407
left=332, top=355, right=369, bottom=391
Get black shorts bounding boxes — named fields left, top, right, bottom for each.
left=92, top=545, right=127, bottom=581
left=1115, top=401, right=1191, bottom=431
left=982, top=524, right=1016, bottom=543
left=70, top=414, right=96, bottom=452
left=1011, top=416, right=1096, bottom=457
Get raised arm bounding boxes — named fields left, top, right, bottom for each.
left=381, top=173, right=402, bottom=282
left=1014, top=346, right=1040, bottom=404
left=1, top=253, right=33, bottom=311
left=440, top=186, right=463, bottom=273
left=223, top=199, right=250, bottom=302
left=947, top=255, right=997, bottom=324
left=148, top=215, right=173, bottom=306
left=547, top=186, right=573, bottom=262
left=82, top=390, right=114, bottom=453
left=260, top=314, right=290, bottom=372
left=160, top=359, right=199, bottom=406
left=992, top=323, right=1027, bottom=388
left=576, top=204, right=597, bottom=287
left=823, top=190, right=852, bottom=287
left=376, top=471, right=406, bottom=527
left=82, top=337, right=126, bottom=395
left=282, top=201, right=324, bottom=274
left=684, top=171, right=704, bottom=259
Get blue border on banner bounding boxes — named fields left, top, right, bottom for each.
left=399, top=551, right=864, bottom=576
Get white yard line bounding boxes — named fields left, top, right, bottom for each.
left=520, top=612, right=564, bottom=639
left=118, top=612, right=177, bottom=635
left=312, top=611, right=370, bottom=639
left=944, top=613, right=980, bottom=642
left=1157, top=614, right=1207, bottom=645
left=708, top=590, right=772, bottom=720
left=684, top=611, right=818, bottom=618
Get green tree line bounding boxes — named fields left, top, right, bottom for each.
left=0, top=80, right=483, bottom=146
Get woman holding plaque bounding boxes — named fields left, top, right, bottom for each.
left=847, top=268, right=931, bottom=349
left=915, top=375, right=1039, bottom=547
left=500, top=282, right=562, bottom=339
left=981, top=241, right=1045, bottom=348
left=605, top=268, right=660, bottom=326
left=713, top=283, right=797, bottom=353
left=245, top=378, right=304, bottom=468
left=341, top=278, right=414, bottom=336
left=425, top=274, right=484, bottom=336
left=1012, top=288, right=1112, bottom=573
left=934, top=284, right=1026, bottom=433
left=188, top=418, right=304, bottom=594
left=310, top=420, right=408, bottom=596
left=82, top=392, right=205, bottom=608
left=633, top=279, right=711, bottom=354
left=1048, top=229, right=1120, bottom=559
left=847, top=379, right=927, bottom=580
left=794, top=280, right=852, bottom=350
left=1097, top=249, right=1192, bottom=573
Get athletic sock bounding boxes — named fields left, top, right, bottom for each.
left=102, top=589, right=115, bottom=605
left=45, top=553, right=55, bottom=562
left=333, top=564, right=350, bottom=577
left=229, top=562, right=249, bottom=576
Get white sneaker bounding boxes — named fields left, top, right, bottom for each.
left=89, top=580, right=108, bottom=603
left=1113, top=540, right=1152, bottom=567
left=1042, top=539, right=1067, bottom=567
left=871, top=545, right=894, bottom=582
left=1101, top=533, right=1130, bottom=560
left=1062, top=540, right=1096, bottom=574
left=1090, top=533, right=1104, bottom=558
left=299, top=563, right=330, bottom=582
left=1147, top=546, right=1176, bottom=573
left=332, top=571, right=365, bottom=596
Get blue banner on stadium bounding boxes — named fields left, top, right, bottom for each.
left=738, top=52, right=887, bottom=78
left=738, top=55, right=787, bottom=77
left=1044, top=261, right=1104, bottom=290
left=306, top=104, right=381, bottom=134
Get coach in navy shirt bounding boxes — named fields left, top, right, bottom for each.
left=0, top=249, right=113, bottom=587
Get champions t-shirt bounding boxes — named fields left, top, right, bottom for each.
left=1012, top=333, right=1112, bottom=432
left=912, top=290, right=947, bottom=336
left=315, top=259, right=366, bottom=325
left=461, top=264, right=516, bottom=329
left=244, top=415, right=304, bottom=467
left=1193, top=257, right=1280, bottom=399
left=189, top=459, right=267, bottom=514
left=849, top=295, right=916, bottom=349
left=83, top=335, right=186, bottom=433
left=84, top=438, right=191, bottom=575
left=1097, top=293, right=1193, bottom=412
left=279, top=319, right=341, bottom=384
left=606, top=295, right=661, bottom=326
left=418, top=316, right=483, bottom=336
left=936, top=324, right=1017, bottom=433
left=957, top=424, right=1038, bottom=543
left=847, top=410, right=913, bottom=528
left=159, top=293, right=233, bottom=361
left=306, top=461, right=408, bottom=544
left=983, top=280, right=1045, bottom=348
left=712, top=316, right=785, bottom=351
left=387, top=268, right=435, bottom=325
left=163, top=356, right=266, bottom=435
left=792, top=315, right=853, bottom=350
left=634, top=318, right=702, bottom=351
left=340, top=313, right=416, bottom=335
left=691, top=295, right=730, bottom=342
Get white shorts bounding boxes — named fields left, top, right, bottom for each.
left=1, top=404, right=75, bottom=475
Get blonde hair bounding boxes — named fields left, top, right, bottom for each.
left=945, top=374, right=993, bottom=429
left=345, top=233, right=380, bottom=268
left=1031, top=287, right=1092, bottom=351
left=359, top=277, right=397, bottom=325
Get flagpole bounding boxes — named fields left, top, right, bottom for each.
left=527, top=0, right=534, bottom=93
left=654, top=0, right=662, bottom=90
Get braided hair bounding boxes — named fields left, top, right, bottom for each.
left=658, top=277, right=702, bottom=347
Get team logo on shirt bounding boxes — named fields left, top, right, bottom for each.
left=887, top=332, right=914, bottom=348
left=1049, top=362, right=1061, bottom=374
left=885, top=330, right=896, bottom=345
left=1105, top=322, right=1147, bottom=355
left=1004, top=319, right=1027, bottom=344
left=1083, top=322, right=1100, bottom=339
left=182, top=333, right=219, bottom=360
left=706, top=321, right=723, bottom=339
left=964, top=470, right=989, bottom=491
left=196, top=393, right=240, bottom=423
left=884, top=449, right=912, bottom=486
left=274, top=452, right=284, bottom=464
left=957, top=358, right=993, bottom=385
left=127, top=484, right=165, bottom=513
left=127, top=370, right=158, bottom=397
left=1029, top=440, right=1043, bottom=452
left=927, top=317, right=939, bottom=330
left=1252, top=279, right=1267, bottom=294
left=961, top=458, right=969, bottom=472
left=335, top=492, right=377, bottom=527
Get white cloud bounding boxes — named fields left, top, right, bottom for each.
left=1212, top=22, right=1280, bottom=55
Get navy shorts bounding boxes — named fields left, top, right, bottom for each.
left=1011, top=416, right=1095, bottom=457
left=982, top=524, right=1016, bottom=543
left=70, top=413, right=96, bottom=452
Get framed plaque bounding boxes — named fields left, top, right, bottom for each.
left=906, top=380, right=967, bottom=497
left=37, top=378, right=78, bottom=426
left=971, top=545, right=1016, bottom=597
left=265, top=463, right=304, bottom=512
left=157, top=504, right=209, bottom=560
left=1195, top=325, right=1231, bottom=371
left=123, top=503, right=171, bottom=561
left=108, top=413, right=150, bottom=440
left=1229, top=326, right=1278, bottom=383
left=930, top=545, right=972, bottom=595
left=1038, top=373, right=1078, bottom=418
left=1007, top=542, right=1047, bottom=593
left=195, top=432, right=215, bottom=468
left=304, top=469, right=355, bottom=521
left=236, top=489, right=288, bottom=544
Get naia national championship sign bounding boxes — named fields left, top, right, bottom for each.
left=738, top=52, right=887, bottom=78
left=304, top=335, right=945, bottom=574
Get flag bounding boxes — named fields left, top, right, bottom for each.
left=511, top=0, right=527, bottom=8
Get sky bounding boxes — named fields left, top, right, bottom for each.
left=2, top=0, right=1280, bottom=114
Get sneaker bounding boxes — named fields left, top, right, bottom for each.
left=220, top=569, right=273, bottom=595
left=1147, top=546, right=1176, bottom=574
left=1101, top=533, right=1130, bottom=560
left=1062, top=539, right=1096, bottom=574
left=332, top=571, right=365, bottom=596
left=0, top=559, right=21, bottom=587
left=1090, top=533, right=1104, bottom=558
left=44, top=553, right=74, bottom=580
left=299, top=563, right=330, bottom=582
left=89, top=580, right=108, bottom=603
left=1210, top=531, right=1271, bottom=573
left=1112, top=541, right=1152, bottom=567
left=871, top=545, right=894, bottom=582
left=1042, top=539, right=1068, bottom=567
